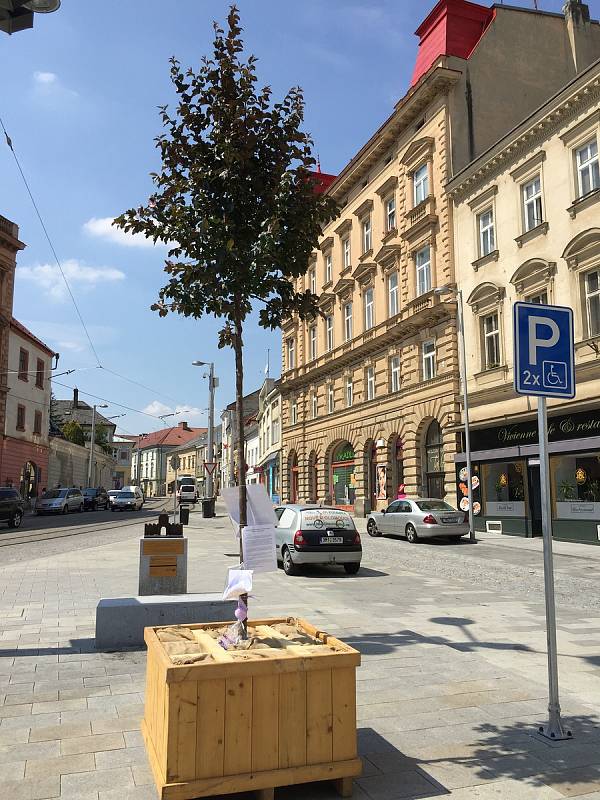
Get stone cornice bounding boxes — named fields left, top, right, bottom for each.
left=448, top=66, right=600, bottom=204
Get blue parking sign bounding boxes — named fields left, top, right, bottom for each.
left=513, top=302, right=575, bottom=399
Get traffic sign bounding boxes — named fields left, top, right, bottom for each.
left=204, top=462, right=217, bottom=476
left=514, top=302, right=575, bottom=399
left=170, top=455, right=181, bottom=471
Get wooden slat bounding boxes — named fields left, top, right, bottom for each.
left=196, top=678, right=225, bottom=779
left=251, top=674, right=279, bottom=773
left=332, top=667, right=357, bottom=762
left=224, top=676, right=253, bottom=775
left=192, top=630, right=234, bottom=663
left=306, top=669, right=333, bottom=765
left=143, top=539, right=185, bottom=555
left=150, top=565, right=177, bottom=577
left=174, top=681, right=197, bottom=781
left=150, top=556, right=178, bottom=567
left=166, top=684, right=181, bottom=782
left=278, top=672, right=307, bottom=769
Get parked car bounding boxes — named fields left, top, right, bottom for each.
left=177, top=483, right=197, bottom=504
left=36, top=488, right=84, bottom=515
left=107, top=490, right=121, bottom=509
left=111, top=486, right=144, bottom=511
left=82, top=487, right=109, bottom=511
left=274, top=504, right=361, bottom=576
left=0, top=487, right=25, bottom=529
left=366, top=498, right=468, bottom=543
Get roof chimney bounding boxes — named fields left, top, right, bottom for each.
left=73, top=387, right=79, bottom=408
left=178, top=421, right=189, bottom=430
left=564, top=0, right=596, bottom=73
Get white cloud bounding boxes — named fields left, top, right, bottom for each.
left=83, top=217, right=168, bottom=249
left=21, top=320, right=118, bottom=356
left=33, top=71, right=57, bottom=85
left=17, top=258, right=125, bottom=302
left=143, top=401, right=206, bottom=425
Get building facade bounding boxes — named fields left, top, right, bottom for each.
left=448, top=55, right=600, bottom=544
left=279, top=0, right=600, bottom=516
left=48, top=436, right=116, bottom=490
left=220, top=390, right=260, bottom=490
left=111, top=436, right=133, bottom=489
left=257, top=379, right=281, bottom=502
left=3, top=320, right=55, bottom=500
left=131, top=422, right=205, bottom=497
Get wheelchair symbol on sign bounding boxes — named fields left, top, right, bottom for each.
left=543, top=361, right=567, bottom=390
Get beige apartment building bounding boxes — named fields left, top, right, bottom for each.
left=257, top=378, right=281, bottom=501
left=448, top=56, right=600, bottom=545
left=279, top=0, right=600, bottom=515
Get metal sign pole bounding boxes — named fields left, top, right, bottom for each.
left=538, top=394, right=571, bottom=740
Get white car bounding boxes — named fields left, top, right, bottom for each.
left=177, top=484, right=197, bottom=504
left=111, top=486, right=144, bottom=511
left=107, top=490, right=121, bottom=509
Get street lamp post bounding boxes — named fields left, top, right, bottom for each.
left=434, top=285, right=476, bottom=543
left=87, top=404, right=108, bottom=488
left=192, top=361, right=217, bottom=500
left=0, top=0, right=61, bottom=35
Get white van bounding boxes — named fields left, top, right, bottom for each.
left=177, top=476, right=197, bottom=504
left=111, top=485, right=145, bottom=511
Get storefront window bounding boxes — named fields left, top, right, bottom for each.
left=482, top=461, right=526, bottom=516
left=553, top=453, right=600, bottom=520
left=332, top=442, right=356, bottom=507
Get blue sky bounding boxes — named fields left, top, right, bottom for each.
left=1, top=0, right=578, bottom=434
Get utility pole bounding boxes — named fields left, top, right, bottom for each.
left=206, top=363, right=216, bottom=500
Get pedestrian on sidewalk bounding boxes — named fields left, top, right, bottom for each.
left=396, top=483, right=407, bottom=499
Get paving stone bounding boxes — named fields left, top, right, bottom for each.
left=131, top=762, right=153, bottom=787
left=91, top=716, right=141, bottom=735
left=61, top=733, right=125, bottom=756
left=25, top=752, right=95, bottom=779
left=357, top=769, right=442, bottom=799
left=0, top=758, right=26, bottom=781
left=60, top=766, right=135, bottom=796
left=0, top=739, right=60, bottom=765
left=99, top=788, right=156, bottom=800
left=0, top=774, right=61, bottom=800
left=1, top=712, right=59, bottom=730
left=94, top=746, right=146, bottom=770
left=123, top=731, right=143, bottom=749
left=29, top=722, right=91, bottom=742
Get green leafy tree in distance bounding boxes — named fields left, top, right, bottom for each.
left=115, top=6, right=337, bottom=629
left=62, top=420, right=85, bottom=448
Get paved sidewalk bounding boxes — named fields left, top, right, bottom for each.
left=1, top=505, right=600, bottom=799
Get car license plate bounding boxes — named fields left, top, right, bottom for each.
left=442, top=516, right=457, bottom=523
left=321, top=536, right=343, bottom=544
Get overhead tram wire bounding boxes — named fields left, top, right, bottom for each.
left=0, top=113, right=102, bottom=368
left=52, top=380, right=168, bottom=423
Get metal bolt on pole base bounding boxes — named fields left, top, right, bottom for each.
left=537, top=716, right=573, bottom=741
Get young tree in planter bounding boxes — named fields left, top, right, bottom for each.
left=115, top=6, right=337, bottom=629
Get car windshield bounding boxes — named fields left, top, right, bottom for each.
left=416, top=500, right=456, bottom=512
left=83, top=489, right=97, bottom=496
left=118, top=492, right=135, bottom=498
left=44, top=489, right=66, bottom=499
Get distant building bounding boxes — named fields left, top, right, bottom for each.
left=131, top=422, right=206, bottom=497
left=3, top=319, right=55, bottom=500
left=111, top=436, right=134, bottom=489
left=245, top=413, right=260, bottom=485
left=257, top=379, right=281, bottom=501
left=220, top=390, right=260, bottom=489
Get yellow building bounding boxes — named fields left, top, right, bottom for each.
left=448, top=56, right=600, bottom=544
left=279, top=0, right=600, bottom=515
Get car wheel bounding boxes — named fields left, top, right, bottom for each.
left=406, top=524, right=418, bottom=544
left=78, top=504, right=84, bottom=513
left=282, top=546, right=298, bottom=576
left=9, top=510, right=23, bottom=529
left=344, top=562, right=360, bottom=575
left=366, top=519, right=380, bottom=537
left=62, top=505, right=68, bottom=515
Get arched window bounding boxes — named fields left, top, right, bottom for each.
left=425, top=421, right=444, bottom=499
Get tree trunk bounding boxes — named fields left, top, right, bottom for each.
left=233, top=310, right=248, bottom=637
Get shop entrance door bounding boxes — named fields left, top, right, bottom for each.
left=528, top=465, right=542, bottom=536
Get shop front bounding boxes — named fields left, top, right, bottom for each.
left=456, top=407, right=600, bottom=544
left=261, top=453, right=280, bottom=503
left=331, top=442, right=356, bottom=511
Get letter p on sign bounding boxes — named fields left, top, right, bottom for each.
left=514, top=302, right=575, bottom=399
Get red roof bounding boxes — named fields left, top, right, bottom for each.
left=11, top=318, right=55, bottom=358
left=135, top=423, right=206, bottom=450
left=411, top=0, right=494, bottom=87
left=309, top=170, right=337, bottom=195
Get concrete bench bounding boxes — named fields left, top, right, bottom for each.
left=95, top=594, right=237, bottom=651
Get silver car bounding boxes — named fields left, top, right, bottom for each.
left=36, top=487, right=84, bottom=515
left=367, top=498, right=468, bottom=543
left=275, top=504, right=362, bottom=576
left=111, top=489, right=144, bottom=511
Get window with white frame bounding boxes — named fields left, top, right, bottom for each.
left=291, top=399, right=298, bottom=426
left=342, top=237, right=351, bottom=270
left=388, top=271, right=399, bottom=317
left=272, top=418, right=280, bottom=443
left=325, top=314, right=334, bottom=351
left=576, top=139, right=600, bottom=198
left=422, top=340, right=436, bottom=380
left=527, top=291, right=548, bottom=305
left=362, top=215, right=372, bottom=254
left=482, top=313, right=501, bottom=370
left=386, top=195, right=396, bottom=231
left=286, top=338, right=295, bottom=370
left=364, top=287, right=374, bottom=330
left=415, top=245, right=431, bottom=296
left=390, top=355, right=401, bottom=392
left=585, top=270, right=600, bottom=337
left=522, top=175, right=543, bottom=232
left=413, top=163, right=429, bottom=206
left=325, top=253, right=333, bottom=284
left=478, top=208, right=495, bottom=257
left=309, top=269, right=316, bottom=294
left=366, top=366, right=375, bottom=401
left=345, top=376, right=353, bottom=407
left=311, top=392, right=318, bottom=419
left=344, top=302, right=353, bottom=341
left=309, top=325, right=317, bottom=360
left=327, top=384, right=334, bottom=414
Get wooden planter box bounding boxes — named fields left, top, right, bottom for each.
left=142, top=617, right=361, bottom=800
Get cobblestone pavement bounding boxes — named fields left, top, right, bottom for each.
left=1, top=505, right=600, bottom=799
